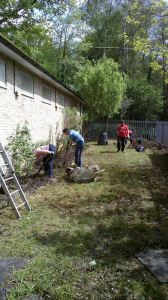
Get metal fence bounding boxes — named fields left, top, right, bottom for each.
left=156, top=121, right=168, bottom=146
left=85, top=119, right=156, bottom=141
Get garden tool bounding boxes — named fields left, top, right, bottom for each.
left=36, top=152, right=54, bottom=176
left=62, top=140, right=70, bottom=166
left=62, top=148, right=69, bottom=166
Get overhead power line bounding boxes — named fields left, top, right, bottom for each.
left=94, top=47, right=133, bottom=49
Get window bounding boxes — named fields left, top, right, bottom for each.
left=0, top=59, right=6, bottom=87
left=42, top=84, right=51, bottom=103
left=20, top=71, right=33, bottom=97
left=58, top=93, right=65, bottom=108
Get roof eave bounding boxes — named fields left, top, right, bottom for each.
left=0, top=34, right=84, bottom=104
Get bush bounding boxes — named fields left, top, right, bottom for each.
left=63, top=107, right=88, bottom=132
left=56, top=107, right=88, bottom=154
left=5, top=122, right=35, bottom=177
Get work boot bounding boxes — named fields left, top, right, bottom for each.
left=44, top=171, right=49, bottom=176
left=44, top=175, right=49, bottom=178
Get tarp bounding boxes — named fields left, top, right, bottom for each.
left=65, top=164, right=100, bottom=183
left=135, top=249, right=168, bottom=282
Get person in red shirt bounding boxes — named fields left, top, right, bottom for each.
left=116, top=120, right=128, bottom=153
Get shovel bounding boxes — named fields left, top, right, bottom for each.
left=62, top=149, right=68, bottom=166
left=36, top=153, right=53, bottom=176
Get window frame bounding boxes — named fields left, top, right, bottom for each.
left=0, top=58, right=6, bottom=88
left=58, top=93, right=65, bottom=108
left=42, top=84, right=51, bottom=104
left=20, top=71, right=34, bottom=97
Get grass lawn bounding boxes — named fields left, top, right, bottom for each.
left=1, top=139, right=168, bottom=300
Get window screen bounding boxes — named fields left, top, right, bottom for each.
left=0, top=59, right=6, bottom=87
left=20, top=71, right=33, bottom=96
left=58, top=94, right=65, bottom=107
left=42, top=84, right=51, bottom=103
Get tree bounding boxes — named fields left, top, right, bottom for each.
left=0, top=0, right=72, bottom=29
left=74, top=57, right=125, bottom=131
left=126, top=0, right=168, bottom=119
left=125, top=74, right=163, bottom=120
left=0, top=0, right=74, bottom=60
left=48, top=6, right=91, bottom=84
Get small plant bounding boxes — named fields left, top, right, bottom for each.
left=5, top=122, right=35, bottom=177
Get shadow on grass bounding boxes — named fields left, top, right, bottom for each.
left=147, top=152, right=168, bottom=208
left=29, top=151, right=168, bottom=299
left=33, top=210, right=167, bottom=266
left=100, top=150, right=117, bottom=153
left=34, top=160, right=168, bottom=256
left=35, top=149, right=168, bottom=260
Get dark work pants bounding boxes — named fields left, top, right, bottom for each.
left=43, top=144, right=56, bottom=177
left=117, top=136, right=126, bottom=152
left=75, top=141, right=84, bottom=167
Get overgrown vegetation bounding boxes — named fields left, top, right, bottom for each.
left=5, top=122, right=36, bottom=177
left=4, top=122, right=50, bottom=178
left=63, top=107, right=88, bottom=132
left=57, top=107, right=88, bottom=152
left=1, top=140, right=168, bottom=300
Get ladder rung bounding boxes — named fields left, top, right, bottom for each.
left=10, top=189, right=20, bottom=195
left=4, top=177, right=14, bottom=181
left=0, top=163, right=9, bottom=167
left=0, top=142, right=31, bottom=218
left=17, top=202, right=26, bottom=209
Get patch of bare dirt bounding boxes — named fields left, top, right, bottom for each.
left=0, top=149, right=76, bottom=203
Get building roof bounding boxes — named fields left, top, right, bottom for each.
left=0, top=34, right=84, bottom=104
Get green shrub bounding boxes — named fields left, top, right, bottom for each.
left=63, top=107, right=88, bottom=132
left=5, top=122, right=35, bottom=177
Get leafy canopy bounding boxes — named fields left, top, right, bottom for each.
left=0, top=0, right=72, bottom=27
left=74, top=57, right=125, bottom=120
left=126, top=74, right=163, bottom=120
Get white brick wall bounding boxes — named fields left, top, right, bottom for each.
left=0, top=53, right=83, bottom=149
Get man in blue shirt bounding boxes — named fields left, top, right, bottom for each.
left=63, top=128, right=84, bottom=167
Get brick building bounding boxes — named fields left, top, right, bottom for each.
left=0, top=34, right=84, bottom=148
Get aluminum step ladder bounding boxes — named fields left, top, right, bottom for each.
left=0, top=142, right=31, bottom=218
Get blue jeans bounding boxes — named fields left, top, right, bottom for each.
left=75, top=141, right=84, bottom=167
left=43, top=144, right=56, bottom=177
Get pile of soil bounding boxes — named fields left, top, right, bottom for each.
left=0, top=148, right=76, bottom=207
left=54, top=148, right=75, bottom=168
